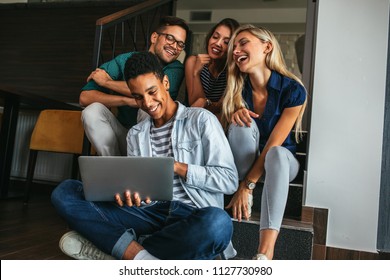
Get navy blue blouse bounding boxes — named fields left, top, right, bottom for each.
left=242, top=70, right=306, bottom=154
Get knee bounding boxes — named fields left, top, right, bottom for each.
left=51, top=179, right=83, bottom=212
left=200, top=207, right=232, bottom=245
left=227, top=124, right=259, bottom=159
left=228, top=124, right=259, bottom=143
left=265, top=146, right=289, bottom=169
left=81, top=102, right=109, bottom=125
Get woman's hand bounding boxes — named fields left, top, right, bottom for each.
left=114, top=190, right=151, bottom=207
left=225, top=181, right=253, bottom=221
left=231, top=108, right=259, bottom=127
left=193, top=54, right=211, bottom=76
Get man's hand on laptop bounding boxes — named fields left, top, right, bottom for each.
left=115, top=190, right=151, bottom=207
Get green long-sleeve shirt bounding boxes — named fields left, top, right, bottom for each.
left=82, top=52, right=184, bottom=128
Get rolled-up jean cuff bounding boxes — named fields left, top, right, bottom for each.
left=259, top=225, right=280, bottom=233
left=112, top=229, right=137, bottom=259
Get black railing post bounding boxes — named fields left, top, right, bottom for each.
left=92, top=25, right=104, bottom=69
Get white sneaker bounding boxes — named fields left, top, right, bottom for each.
left=253, top=253, right=269, bottom=260
left=59, top=231, right=115, bottom=260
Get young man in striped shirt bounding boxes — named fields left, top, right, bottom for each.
left=52, top=52, right=238, bottom=260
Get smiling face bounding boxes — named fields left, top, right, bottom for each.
left=127, top=72, right=177, bottom=127
left=150, top=25, right=187, bottom=64
left=207, top=24, right=232, bottom=60
left=232, top=30, right=272, bottom=74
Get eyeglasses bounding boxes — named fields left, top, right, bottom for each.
left=157, top=32, right=186, bottom=50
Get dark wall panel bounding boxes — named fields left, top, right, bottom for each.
left=0, top=2, right=142, bottom=103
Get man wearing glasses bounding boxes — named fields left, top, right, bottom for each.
left=80, top=16, right=190, bottom=156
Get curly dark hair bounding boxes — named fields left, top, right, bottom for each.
left=124, top=51, right=165, bottom=82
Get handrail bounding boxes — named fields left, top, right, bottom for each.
left=96, top=0, right=174, bottom=27
left=91, top=0, right=176, bottom=69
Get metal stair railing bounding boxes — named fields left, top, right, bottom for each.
left=92, top=0, right=176, bottom=69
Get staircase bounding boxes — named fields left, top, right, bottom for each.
left=228, top=132, right=314, bottom=260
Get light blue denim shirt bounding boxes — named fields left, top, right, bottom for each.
left=127, top=102, right=239, bottom=209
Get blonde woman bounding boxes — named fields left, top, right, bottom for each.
left=221, top=24, right=307, bottom=260
left=185, top=18, right=239, bottom=118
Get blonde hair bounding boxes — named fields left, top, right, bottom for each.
left=221, top=24, right=307, bottom=142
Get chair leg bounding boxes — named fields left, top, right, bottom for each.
left=24, top=150, right=38, bottom=204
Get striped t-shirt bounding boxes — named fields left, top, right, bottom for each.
left=200, top=65, right=227, bottom=102
left=150, top=117, right=195, bottom=207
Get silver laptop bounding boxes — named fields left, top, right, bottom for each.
left=78, top=156, right=174, bottom=202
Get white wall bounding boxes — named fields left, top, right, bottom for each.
left=177, top=6, right=307, bottom=34
left=306, top=0, right=389, bottom=252
left=177, top=8, right=306, bottom=25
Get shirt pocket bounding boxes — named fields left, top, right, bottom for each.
left=176, top=139, right=203, bottom=162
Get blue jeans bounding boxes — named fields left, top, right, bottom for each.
left=51, top=179, right=232, bottom=260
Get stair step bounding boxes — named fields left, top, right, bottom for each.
left=292, top=152, right=306, bottom=185
left=231, top=213, right=313, bottom=260
left=295, top=130, right=308, bottom=154
left=233, top=212, right=313, bottom=231
left=285, top=184, right=304, bottom=219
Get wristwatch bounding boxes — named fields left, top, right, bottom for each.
left=245, top=179, right=256, bottom=190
